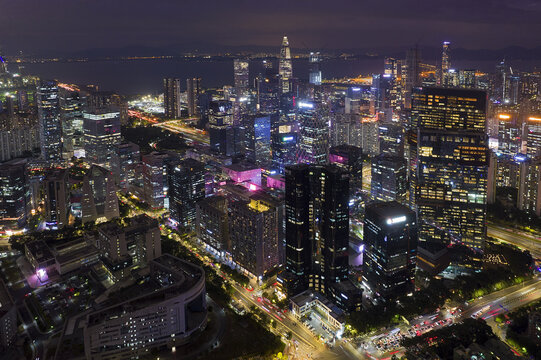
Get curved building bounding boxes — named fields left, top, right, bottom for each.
left=83, top=254, right=207, bottom=359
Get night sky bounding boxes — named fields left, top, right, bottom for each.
left=2, top=0, right=541, bottom=54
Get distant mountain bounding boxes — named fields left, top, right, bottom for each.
left=39, top=43, right=541, bottom=63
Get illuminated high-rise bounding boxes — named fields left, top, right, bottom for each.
left=279, top=36, right=293, bottom=94
left=371, top=154, right=408, bottom=204
left=167, top=158, right=205, bottom=229
left=309, top=52, right=322, bottom=86
left=526, top=116, right=541, bottom=158
left=256, top=62, right=280, bottom=114
left=497, top=113, right=521, bottom=156
left=37, top=80, right=63, bottom=161
left=410, top=87, right=488, bottom=255
left=186, top=77, right=201, bottom=117
left=297, top=101, right=328, bottom=164
left=440, top=41, right=451, bottom=84
left=233, top=59, right=249, bottom=92
left=59, top=88, right=86, bottom=156
left=163, top=78, right=181, bottom=119
left=83, top=107, right=121, bottom=169
left=363, top=201, right=417, bottom=303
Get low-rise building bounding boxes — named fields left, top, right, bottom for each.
left=83, top=254, right=207, bottom=360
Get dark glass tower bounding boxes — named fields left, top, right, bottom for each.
left=284, top=164, right=349, bottom=296
left=167, top=158, right=205, bottom=229
left=38, top=80, right=63, bottom=161
left=363, top=201, right=418, bottom=303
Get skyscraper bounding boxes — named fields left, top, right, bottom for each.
left=283, top=164, right=349, bottom=297
left=167, top=158, right=205, bottom=229
left=271, top=132, right=297, bottom=175
left=229, top=197, right=280, bottom=277
left=309, top=52, right=322, bottom=86
left=0, top=159, right=27, bottom=230
left=440, top=41, right=451, bottom=84
left=363, top=201, right=418, bottom=303
left=404, top=47, right=421, bottom=109
left=83, top=107, right=121, bottom=168
left=329, top=144, right=363, bottom=195
left=497, top=113, right=521, bottom=156
left=44, top=169, right=69, bottom=230
left=81, top=165, right=119, bottom=224
left=371, top=154, right=408, bottom=204
left=526, top=116, right=541, bottom=158
left=244, top=114, right=271, bottom=165
left=257, top=62, right=280, bottom=114
left=297, top=101, right=329, bottom=164
left=279, top=36, right=293, bottom=94
left=186, top=77, right=201, bottom=117
left=163, top=78, right=181, bottom=119
left=37, top=80, right=63, bottom=161
left=410, top=87, right=488, bottom=255
left=233, top=59, right=249, bottom=92
left=59, top=88, right=86, bottom=156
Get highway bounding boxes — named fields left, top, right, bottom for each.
left=488, top=223, right=541, bottom=259
left=154, top=119, right=210, bottom=145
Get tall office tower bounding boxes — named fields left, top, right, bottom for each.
left=384, top=57, right=399, bottom=77
left=497, top=113, right=521, bottom=156
left=186, top=77, right=201, bottom=117
left=279, top=36, right=293, bottom=94
left=309, top=52, right=322, bottom=85
left=83, top=107, right=121, bottom=168
left=81, top=165, right=119, bottom=224
left=372, top=74, right=394, bottom=110
left=508, top=73, right=520, bottom=105
left=208, top=100, right=244, bottom=156
left=233, top=59, right=249, bottom=92
left=37, top=80, right=63, bottom=161
left=283, top=164, right=349, bottom=297
left=244, top=114, right=271, bottom=165
left=111, top=142, right=140, bottom=193
left=0, top=159, right=27, bottom=230
left=257, top=62, right=280, bottom=114
left=379, top=121, right=404, bottom=157
left=60, top=89, right=86, bottom=156
left=297, top=101, right=329, bottom=164
left=410, top=87, right=488, bottom=256
left=196, top=196, right=229, bottom=253
left=404, top=47, right=421, bottom=109
left=142, top=152, right=176, bottom=210
left=44, top=169, right=69, bottom=230
left=526, top=116, right=541, bottom=157
left=440, top=41, right=451, bottom=84
left=371, top=154, right=408, bottom=204
left=229, top=197, right=279, bottom=277
left=363, top=201, right=418, bottom=303
left=458, top=69, right=477, bottom=89
left=163, top=78, right=181, bottom=119
left=493, top=60, right=507, bottom=102
left=518, top=157, right=541, bottom=216
left=167, top=158, right=205, bottom=229
left=271, top=132, right=297, bottom=175
left=329, top=145, right=363, bottom=195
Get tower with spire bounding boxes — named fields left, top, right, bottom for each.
left=279, top=36, right=293, bottom=94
